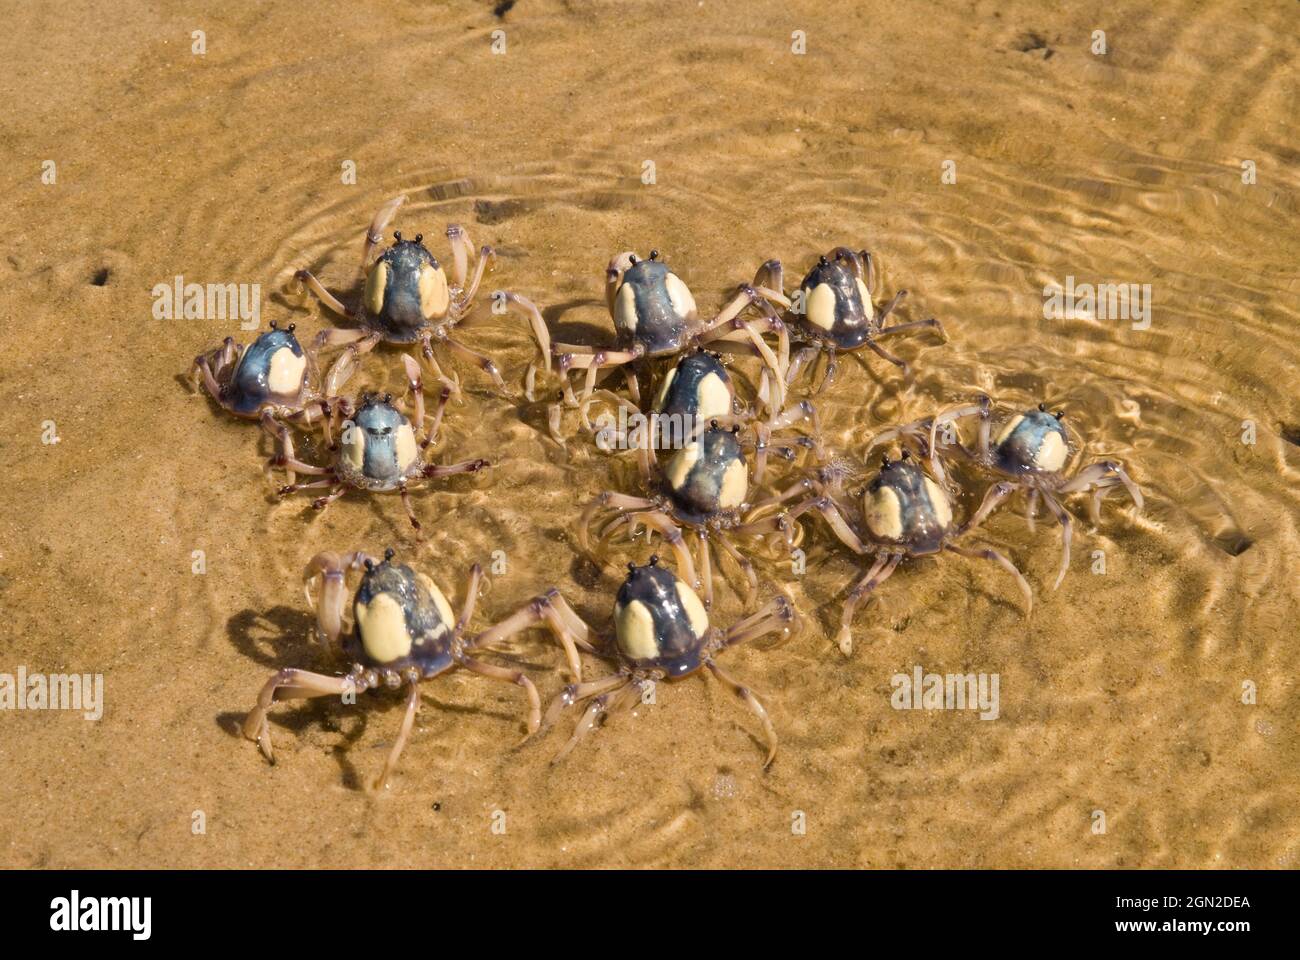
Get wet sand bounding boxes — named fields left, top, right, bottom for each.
left=1, top=0, right=1297, bottom=868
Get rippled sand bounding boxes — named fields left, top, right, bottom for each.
left=2, top=1, right=1297, bottom=868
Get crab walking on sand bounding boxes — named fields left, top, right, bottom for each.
left=242, top=548, right=593, bottom=791
left=294, top=194, right=505, bottom=395
left=539, top=556, right=799, bottom=768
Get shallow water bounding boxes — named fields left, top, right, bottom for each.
left=2, top=1, right=1297, bottom=868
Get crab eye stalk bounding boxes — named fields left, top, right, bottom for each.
left=1038, top=402, right=1046, bottom=412
left=414, top=233, right=423, bottom=244
left=628, top=254, right=638, bottom=265
left=900, top=448, right=911, bottom=460
left=649, top=249, right=660, bottom=260
left=287, top=322, right=296, bottom=333
left=384, top=547, right=396, bottom=561
left=269, top=319, right=278, bottom=330
left=393, top=230, right=403, bottom=242
left=648, top=554, right=660, bottom=566
left=1054, top=410, right=1065, bottom=420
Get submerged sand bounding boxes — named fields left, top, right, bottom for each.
left=1, top=0, right=1297, bottom=867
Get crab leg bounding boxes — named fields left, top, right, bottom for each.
left=626, top=511, right=697, bottom=590
left=294, top=269, right=354, bottom=320
left=316, top=329, right=382, bottom=395
left=445, top=223, right=475, bottom=291
left=695, top=530, right=715, bottom=607
left=1040, top=491, right=1074, bottom=590
left=362, top=194, right=407, bottom=274
left=470, top=588, right=598, bottom=683
left=552, top=679, right=641, bottom=763
left=864, top=337, right=910, bottom=379
left=836, top=552, right=901, bottom=655
left=723, top=594, right=799, bottom=648
left=421, top=457, right=489, bottom=480
left=946, top=541, right=1033, bottom=615
left=372, top=682, right=421, bottom=791
left=304, top=550, right=376, bottom=648
left=712, top=533, right=759, bottom=609
left=541, top=674, right=630, bottom=733
left=504, top=292, right=553, bottom=377
left=440, top=335, right=509, bottom=395
left=578, top=492, right=659, bottom=555
left=455, top=653, right=542, bottom=740
left=706, top=660, right=777, bottom=768
left=789, top=496, right=868, bottom=554
left=243, top=668, right=357, bottom=763
left=960, top=481, right=1019, bottom=535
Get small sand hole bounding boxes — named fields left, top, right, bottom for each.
left=91, top=267, right=111, bottom=286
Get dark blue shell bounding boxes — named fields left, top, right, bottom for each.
left=994, top=410, right=1069, bottom=476
left=367, top=240, right=441, bottom=342
left=615, top=563, right=707, bottom=678
left=799, top=256, right=871, bottom=348
left=652, top=352, right=733, bottom=449
left=226, top=328, right=305, bottom=415
left=616, top=259, right=690, bottom=354
left=346, top=560, right=454, bottom=673
left=666, top=426, right=747, bottom=522
left=867, top=459, right=952, bottom=555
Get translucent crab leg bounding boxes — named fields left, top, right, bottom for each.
left=421, top=457, right=489, bottom=480
left=577, top=492, right=659, bottom=556
left=751, top=258, right=788, bottom=307
left=836, top=552, right=901, bottom=656
left=541, top=674, right=630, bottom=734
left=959, top=481, right=1019, bottom=536
left=627, top=511, right=698, bottom=591
left=372, top=682, right=421, bottom=791
left=441, top=335, right=509, bottom=395
left=362, top=194, right=407, bottom=274
left=445, top=223, right=475, bottom=291
left=1040, top=491, right=1074, bottom=590
left=946, top=541, right=1033, bottom=616
left=722, top=594, right=799, bottom=648
left=294, top=269, right=354, bottom=320
left=552, top=679, right=640, bottom=764
left=243, top=668, right=357, bottom=763
left=712, top=532, right=759, bottom=610
left=705, top=660, right=778, bottom=768
left=469, top=588, right=598, bottom=683
left=1059, top=460, right=1144, bottom=513
left=789, top=496, right=868, bottom=554
left=503, top=292, right=553, bottom=376
left=455, top=652, right=542, bottom=740
left=695, top=530, right=715, bottom=607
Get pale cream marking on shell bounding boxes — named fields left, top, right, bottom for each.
left=718, top=457, right=748, bottom=509
left=922, top=478, right=953, bottom=530
left=394, top=423, right=420, bottom=472
left=365, top=261, right=389, bottom=316
left=696, top=371, right=732, bottom=420
left=651, top=366, right=678, bottom=413
left=614, top=598, right=659, bottom=660
left=994, top=414, right=1025, bottom=448
left=418, top=263, right=450, bottom=320
left=663, top=272, right=697, bottom=320
left=415, top=572, right=455, bottom=640
left=855, top=277, right=874, bottom=323
left=267, top=346, right=307, bottom=395
left=805, top=282, right=837, bottom=331
left=613, top=282, right=638, bottom=334
left=864, top=485, right=905, bottom=540
left=355, top=592, right=414, bottom=663
left=1034, top=430, right=1068, bottom=472
left=341, top=421, right=365, bottom=472
left=665, top=440, right=702, bottom=492
left=674, top=580, right=710, bottom=637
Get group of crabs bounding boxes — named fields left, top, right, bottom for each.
left=192, top=195, right=1145, bottom=790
